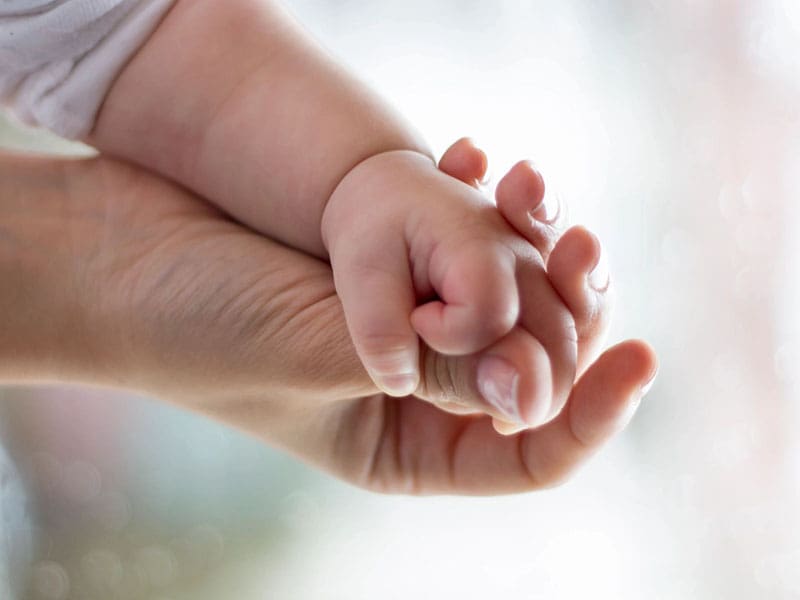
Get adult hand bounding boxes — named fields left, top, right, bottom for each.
left=0, top=146, right=656, bottom=494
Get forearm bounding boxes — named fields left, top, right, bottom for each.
left=0, top=154, right=105, bottom=383
left=90, top=0, right=433, bottom=258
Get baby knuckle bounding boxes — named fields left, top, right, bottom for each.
left=480, top=298, right=518, bottom=337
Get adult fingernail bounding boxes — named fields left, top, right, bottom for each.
left=588, top=242, right=610, bottom=292
left=615, top=368, right=658, bottom=433
left=477, top=356, right=523, bottom=424
left=639, top=367, right=658, bottom=398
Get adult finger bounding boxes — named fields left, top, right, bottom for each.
left=359, top=339, right=657, bottom=494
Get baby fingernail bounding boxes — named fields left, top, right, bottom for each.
left=588, top=243, right=610, bottom=292
left=523, top=160, right=544, bottom=186
left=639, top=367, right=658, bottom=398
left=532, top=187, right=561, bottom=225
left=368, top=347, right=419, bottom=396
left=477, top=356, right=522, bottom=424
left=478, top=152, right=492, bottom=186
left=493, top=419, right=527, bottom=437
left=460, top=138, right=491, bottom=186
left=377, top=372, right=418, bottom=397
left=478, top=167, right=492, bottom=187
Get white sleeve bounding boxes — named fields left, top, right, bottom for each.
left=0, top=0, right=176, bottom=139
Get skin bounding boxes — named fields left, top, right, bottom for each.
left=0, top=140, right=657, bottom=495
left=88, top=0, right=605, bottom=414
left=323, top=149, right=576, bottom=423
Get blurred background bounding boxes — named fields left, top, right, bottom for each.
left=2, top=0, right=800, bottom=597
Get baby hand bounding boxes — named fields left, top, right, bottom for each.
left=438, top=140, right=614, bottom=433
left=321, top=148, right=578, bottom=427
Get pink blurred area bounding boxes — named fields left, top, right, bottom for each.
left=12, top=387, right=129, bottom=464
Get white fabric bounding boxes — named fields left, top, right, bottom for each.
left=0, top=0, right=175, bottom=138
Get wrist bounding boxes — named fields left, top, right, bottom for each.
left=93, top=0, right=437, bottom=259
left=0, top=155, right=108, bottom=383
left=321, top=149, right=436, bottom=255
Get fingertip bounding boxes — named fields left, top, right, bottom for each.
left=557, top=226, right=611, bottom=294
left=584, top=339, right=659, bottom=398
left=362, top=345, right=421, bottom=397
left=411, top=294, right=518, bottom=355
left=622, top=339, right=659, bottom=391
left=438, top=137, right=489, bottom=186
left=495, top=161, right=559, bottom=259
left=496, top=160, right=546, bottom=214
left=548, top=225, right=599, bottom=274
left=511, top=339, right=658, bottom=491
left=376, top=371, right=420, bottom=397
left=584, top=231, right=610, bottom=293
left=476, top=332, right=553, bottom=429
left=462, top=137, right=489, bottom=183
left=521, top=160, right=546, bottom=203
left=604, top=340, right=659, bottom=434
left=569, top=339, right=659, bottom=445
left=547, top=226, right=611, bottom=350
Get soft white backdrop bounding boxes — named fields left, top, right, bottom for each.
left=2, top=0, right=800, bottom=598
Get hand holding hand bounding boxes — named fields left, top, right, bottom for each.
left=0, top=146, right=656, bottom=495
